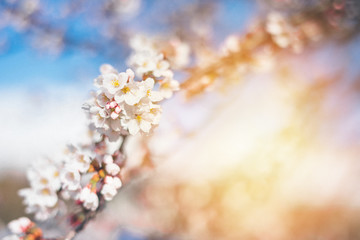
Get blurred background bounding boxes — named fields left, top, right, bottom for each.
left=1, top=0, right=360, bottom=239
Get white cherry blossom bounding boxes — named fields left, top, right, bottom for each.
left=105, top=176, right=122, bottom=189
left=140, top=78, right=163, bottom=102
left=60, top=166, right=81, bottom=191
left=79, top=187, right=99, bottom=211
left=159, top=71, right=179, bottom=99
left=166, top=38, right=190, bottom=69
left=26, top=160, right=61, bottom=192
left=105, top=162, right=120, bottom=176
left=18, top=187, right=59, bottom=221
left=100, top=184, right=117, bottom=201
left=8, top=217, right=31, bottom=234
left=101, top=176, right=122, bottom=201
left=124, top=112, right=154, bottom=135
left=152, top=54, right=170, bottom=78
left=65, top=146, right=92, bottom=173
left=128, top=50, right=157, bottom=78
left=102, top=72, right=127, bottom=96
left=114, top=77, right=143, bottom=105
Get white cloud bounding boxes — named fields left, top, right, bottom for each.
left=0, top=84, right=91, bottom=170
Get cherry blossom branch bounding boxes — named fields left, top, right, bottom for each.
left=61, top=135, right=128, bottom=240
left=2, top=34, right=185, bottom=240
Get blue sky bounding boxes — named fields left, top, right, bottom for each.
left=0, top=0, right=255, bottom=88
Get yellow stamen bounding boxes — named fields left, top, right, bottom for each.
left=40, top=178, right=48, bottom=185
left=122, top=86, right=130, bottom=94
left=41, top=189, right=50, bottom=195
left=162, top=82, right=170, bottom=89
left=136, top=115, right=142, bottom=122
left=111, top=78, right=120, bottom=87
left=79, top=155, right=87, bottom=163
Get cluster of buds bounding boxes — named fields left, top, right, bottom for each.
left=3, top=217, right=43, bottom=240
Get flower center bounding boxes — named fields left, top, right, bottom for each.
left=122, top=86, right=130, bottom=93
left=41, top=188, right=51, bottom=195
left=79, top=155, right=87, bottom=163
left=136, top=115, right=142, bottom=122
left=112, top=78, right=120, bottom=87
left=162, top=82, right=170, bottom=89
left=40, top=178, right=49, bottom=185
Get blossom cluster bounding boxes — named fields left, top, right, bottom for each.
left=2, top=35, right=182, bottom=240
left=3, top=217, right=42, bottom=240
left=11, top=140, right=125, bottom=230
left=19, top=160, right=61, bottom=221
left=84, top=65, right=163, bottom=140
left=84, top=38, right=182, bottom=140
left=265, top=12, right=322, bottom=53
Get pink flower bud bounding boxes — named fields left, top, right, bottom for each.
left=115, top=106, right=121, bottom=113
left=109, top=101, right=117, bottom=109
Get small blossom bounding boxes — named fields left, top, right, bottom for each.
left=152, top=54, right=170, bottom=78
left=128, top=50, right=157, bottom=78
left=26, top=160, right=61, bottom=192
left=114, top=72, right=143, bottom=105
left=100, top=184, right=117, bottom=201
left=125, top=113, right=154, bottom=135
left=60, top=166, right=81, bottom=191
left=105, top=176, right=122, bottom=189
left=101, top=176, right=122, bottom=201
left=65, top=146, right=92, bottom=173
left=79, top=187, right=99, bottom=211
left=140, top=78, right=163, bottom=102
left=166, top=38, right=190, bottom=69
left=159, top=71, right=179, bottom=99
left=8, top=217, right=31, bottom=234
left=220, top=35, right=240, bottom=55
left=102, top=72, right=127, bottom=96
left=103, top=154, right=114, bottom=164
left=105, top=162, right=120, bottom=176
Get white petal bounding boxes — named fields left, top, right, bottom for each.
left=139, top=120, right=152, bottom=133
left=149, top=91, right=163, bottom=102
left=110, top=119, right=122, bottom=131
left=124, top=92, right=141, bottom=105
left=127, top=119, right=140, bottom=135
left=143, top=78, right=155, bottom=90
